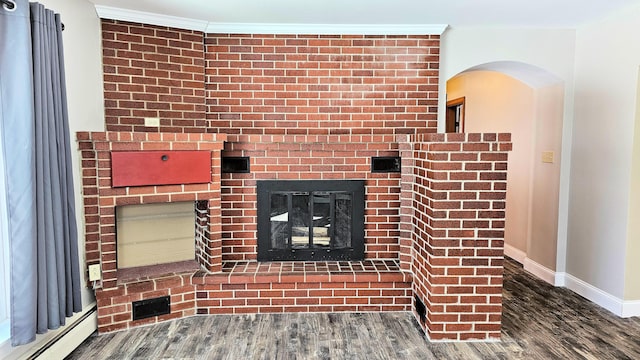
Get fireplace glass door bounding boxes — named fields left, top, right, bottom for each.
left=257, top=180, right=364, bottom=261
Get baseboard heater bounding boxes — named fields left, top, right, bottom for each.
left=27, top=305, right=97, bottom=360
left=132, top=296, right=171, bottom=321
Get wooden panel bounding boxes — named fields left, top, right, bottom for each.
left=111, top=151, right=211, bottom=187
left=116, top=202, right=195, bottom=268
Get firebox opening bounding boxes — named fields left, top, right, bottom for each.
left=116, top=202, right=196, bottom=269
left=257, top=180, right=365, bottom=262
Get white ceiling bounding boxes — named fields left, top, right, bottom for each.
left=88, top=0, right=640, bottom=29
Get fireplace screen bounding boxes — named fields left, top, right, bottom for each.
left=257, top=180, right=365, bottom=261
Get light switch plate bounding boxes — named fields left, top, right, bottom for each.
left=144, top=117, right=160, bottom=127
left=88, top=264, right=101, bottom=281
left=542, top=151, right=554, bottom=163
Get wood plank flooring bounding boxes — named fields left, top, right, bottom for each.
left=66, top=258, right=640, bottom=359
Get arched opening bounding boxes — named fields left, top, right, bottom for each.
left=446, top=61, right=564, bottom=282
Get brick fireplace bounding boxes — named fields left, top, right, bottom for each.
left=80, top=19, right=511, bottom=341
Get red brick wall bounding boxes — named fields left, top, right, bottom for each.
left=195, top=200, right=209, bottom=266
left=206, top=34, right=440, bottom=136
left=96, top=274, right=196, bottom=333
left=101, top=20, right=207, bottom=133
left=101, top=24, right=440, bottom=136
left=94, top=260, right=411, bottom=333
left=194, top=262, right=412, bottom=315
left=401, top=133, right=511, bottom=341
left=100, top=25, right=441, bottom=261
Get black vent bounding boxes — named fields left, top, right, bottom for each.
left=371, top=157, right=401, bottom=173
left=414, top=295, right=426, bottom=324
left=222, top=156, right=250, bottom=173
left=132, top=296, right=170, bottom=321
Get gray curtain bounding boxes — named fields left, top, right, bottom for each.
left=0, top=0, right=81, bottom=346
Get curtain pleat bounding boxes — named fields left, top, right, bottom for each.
left=0, top=0, right=81, bottom=346
left=55, top=10, right=82, bottom=322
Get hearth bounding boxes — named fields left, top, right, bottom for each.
left=257, top=180, right=365, bottom=262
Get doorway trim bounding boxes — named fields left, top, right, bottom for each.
left=446, top=97, right=465, bottom=133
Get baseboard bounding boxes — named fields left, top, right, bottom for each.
left=504, top=246, right=560, bottom=287
left=621, top=300, right=640, bottom=317
left=523, top=258, right=559, bottom=286
left=562, top=273, right=622, bottom=316
left=553, top=271, right=566, bottom=287
left=506, top=247, right=640, bottom=318
left=503, top=244, right=526, bottom=263
left=561, top=274, right=640, bottom=318
left=0, top=303, right=96, bottom=360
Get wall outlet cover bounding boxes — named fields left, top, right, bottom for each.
left=88, top=264, right=101, bottom=281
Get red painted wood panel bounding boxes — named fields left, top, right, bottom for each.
left=111, top=151, right=211, bottom=187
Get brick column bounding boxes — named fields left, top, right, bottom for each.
left=398, top=135, right=415, bottom=272
left=77, top=132, right=101, bottom=282
left=410, top=133, right=511, bottom=341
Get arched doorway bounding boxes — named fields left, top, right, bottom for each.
left=446, top=61, right=564, bottom=283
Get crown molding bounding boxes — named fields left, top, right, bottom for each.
left=205, top=23, right=448, bottom=35
left=94, top=5, right=447, bottom=35
left=95, top=5, right=209, bottom=32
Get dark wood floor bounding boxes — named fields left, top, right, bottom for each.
left=67, top=258, right=640, bottom=359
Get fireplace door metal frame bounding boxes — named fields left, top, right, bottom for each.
left=257, top=180, right=365, bottom=262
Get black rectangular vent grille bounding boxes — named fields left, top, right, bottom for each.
left=132, top=296, right=170, bottom=321
left=414, top=295, right=426, bottom=324
left=222, top=156, right=250, bottom=173
left=371, top=157, right=401, bottom=173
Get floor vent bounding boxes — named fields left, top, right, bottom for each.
left=132, top=296, right=170, bottom=321
left=414, top=295, right=426, bottom=324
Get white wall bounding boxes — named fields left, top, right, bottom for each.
left=38, top=0, right=105, bottom=306
left=440, top=28, right=576, bottom=111
left=626, top=70, right=640, bottom=300
left=529, top=83, right=564, bottom=270
left=568, top=3, right=640, bottom=301
left=440, top=28, right=576, bottom=274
